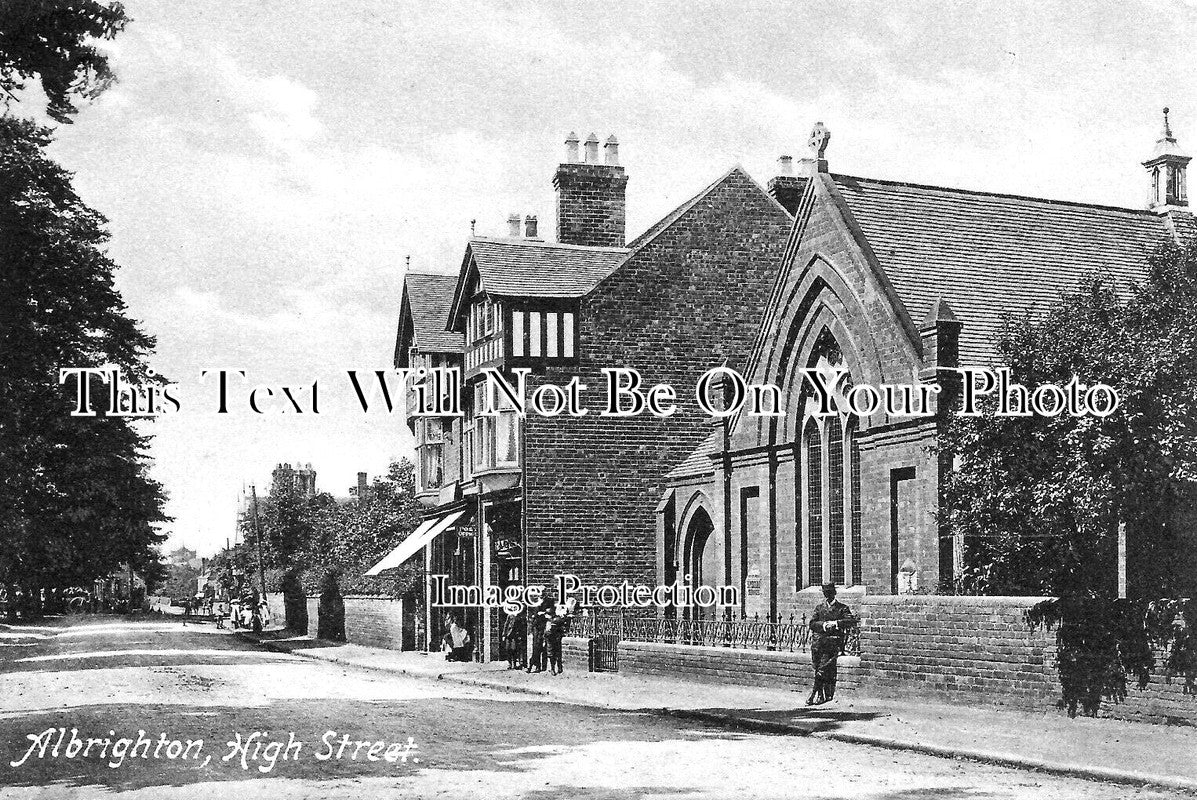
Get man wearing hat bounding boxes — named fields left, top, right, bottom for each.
left=807, top=582, right=858, bottom=705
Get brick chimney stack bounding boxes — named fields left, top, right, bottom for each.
left=356, top=471, right=368, bottom=504
left=506, top=213, right=521, bottom=237
left=524, top=214, right=539, bottom=239
left=553, top=131, right=628, bottom=247
left=767, top=154, right=807, bottom=215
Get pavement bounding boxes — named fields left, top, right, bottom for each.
left=11, top=615, right=1178, bottom=799
left=243, top=626, right=1197, bottom=794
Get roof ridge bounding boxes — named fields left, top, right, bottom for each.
left=832, top=173, right=1157, bottom=216
left=470, top=235, right=629, bottom=253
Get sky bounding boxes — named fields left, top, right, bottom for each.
left=33, top=0, right=1197, bottom=556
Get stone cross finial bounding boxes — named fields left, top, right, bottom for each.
left=808, top=122, right=830, bottom=159
left=1164, top=107, right=1173, bottom=139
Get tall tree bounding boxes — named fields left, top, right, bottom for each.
left=0, top=0, right=128, bottom=123
left=0, top=2, right=166, bottom=601
left=941, top=241, right=1197, bottom=597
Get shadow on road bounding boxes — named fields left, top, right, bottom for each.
left=670, top=705, right=884, bottom=736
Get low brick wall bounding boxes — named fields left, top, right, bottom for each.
left=1115, top=649, right=1197, bottom=725
left=343, top=596, right=405, bottom=650
left=561, top=636, right=589, bottom=669
left=856, top=595, right=1197, bottom=726
left=856, top=595, right=1057, bottom=710
left=619, top=640, right=858, bottom=692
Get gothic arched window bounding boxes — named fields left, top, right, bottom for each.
left=798, top=329, right=863, bottom=588
left=828, top=419, right=846, bottom=584
left=849, top=420, right=862, bottom=586
left=804, top=419, right=823, bottom=586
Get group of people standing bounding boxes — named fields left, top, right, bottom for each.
left=501, top=596, right=574, bottom=674
left=441, top=596, right=575, bottom=675
left=439, top=583, right=856, bottom=705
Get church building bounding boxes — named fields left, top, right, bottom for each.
left=660, top=112, right=1197, bottom=619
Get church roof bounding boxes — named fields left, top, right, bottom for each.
left=665, top=427, right=720, bottom=480
left=832, top=174, right=1173, bottom=366
left=403, top=273, right=464, bottom=354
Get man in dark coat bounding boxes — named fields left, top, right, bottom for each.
left=807, top=582, right=857, bottom=705
left=526, top=597, right=550, bottom=673
left=501, top=607, right=527, bottom=670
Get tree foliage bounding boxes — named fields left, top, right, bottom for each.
left=0, top=0, right=129, bottom=123
left=941, top=241, right=1197, bottom=597
left=302, top=460, right=424, bottom=597
left=0, top=4, right=166, bottom=596
left=239, top=460, right=424, bottom=599
left=161, top=560, right=200, bottom=601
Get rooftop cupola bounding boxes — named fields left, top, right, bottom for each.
left=1145, top=107, right=1191, bottom=212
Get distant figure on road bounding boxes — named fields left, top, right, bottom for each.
left=807, top=582, right=857, bottom=706
left=501, top=607, right=527, bottom=670
left=442, top=615, right=473, bottom=662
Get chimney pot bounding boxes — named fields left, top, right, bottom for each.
left=507, top=213, right=521, bottom=237
left=777, top=155, right=793, bottom=175
left=524, top=214, right=538, bottom=238
left=604, top=134, right=620, bottom=165
left=553, top=134, right=628, bottom=247
left=564, top=131, right=580, bottom=163
left=584, top=132, right=600, bottom=163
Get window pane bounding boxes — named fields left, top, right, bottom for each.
left=495, top=411, right=519, bottom=464
left=806, top=422, right=822, bottom=587
left=563, top=312, right=575, bottom=357
left=512, top=311, right=525, bottom=357
left=828, top=423, right=845, bottom=585
left=850, top=425, right=862, bottom=586
left=546, top=312, right=559, bottom=358
left=529, top=313, right=542, bottom=357
left=421, top=444, right=443, bottom=489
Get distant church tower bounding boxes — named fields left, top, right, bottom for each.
left=1145, top=107, right=1191, bottom=211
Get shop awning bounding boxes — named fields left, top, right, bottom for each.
left=364, top=510, right=467, bottom=575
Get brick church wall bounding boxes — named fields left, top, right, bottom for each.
left=523, top=171, right=792, bottom=592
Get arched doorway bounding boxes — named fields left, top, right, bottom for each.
left=682, top=507, right=716, bottom=620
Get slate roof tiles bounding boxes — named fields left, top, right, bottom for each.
left=832, top=174, right=1174, bottom=366
left=467, top=236, right=628, bottom=298
left=404, top=272, right=464, bottom=354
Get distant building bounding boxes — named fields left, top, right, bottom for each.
left=166, top=546, right=199, bottom=570
left=271, top=462, right=317, bottom=497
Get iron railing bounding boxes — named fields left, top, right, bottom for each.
left=571, top=611, right=861, bottom=656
